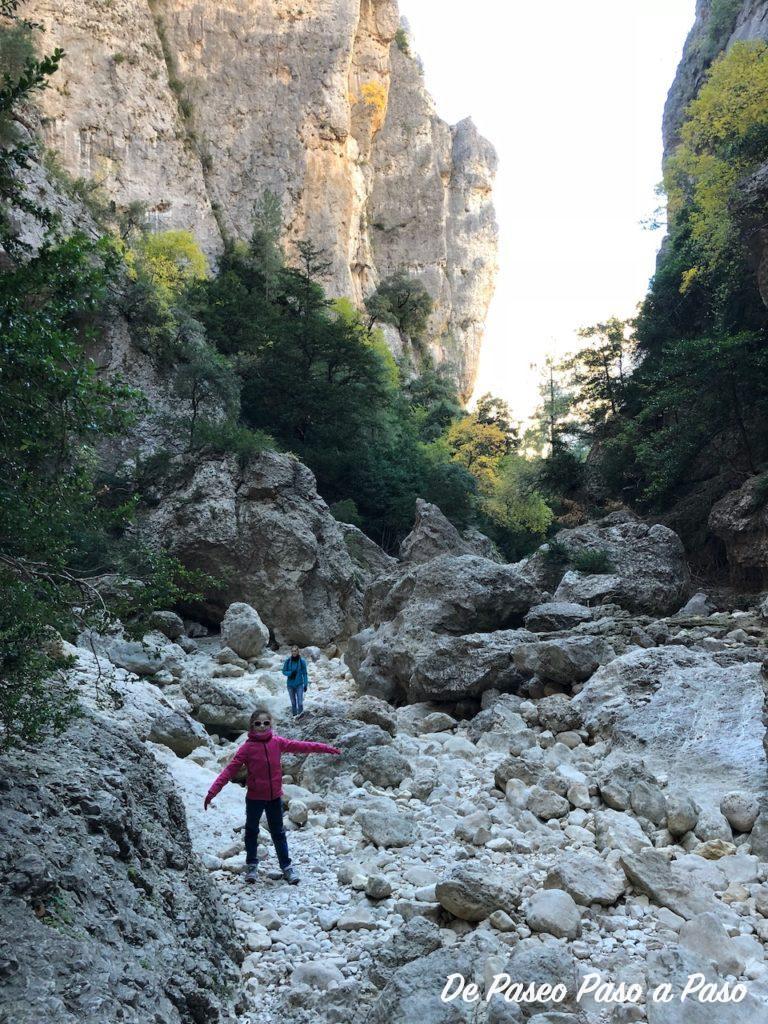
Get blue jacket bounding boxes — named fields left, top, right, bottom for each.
left=282, top=655, right=309, bottom=689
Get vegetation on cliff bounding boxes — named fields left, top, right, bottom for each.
left=538, top=40, right=768, bottom=535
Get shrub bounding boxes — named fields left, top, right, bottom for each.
left=189, top=419, right=274, bottom=465
left=542, top=538, right=569, bottom=566
left=329, top=498, right=363, bottom=528
left=571, top=548, right=613, bottom=574
left=395, top=27, right=410, bottom=55
left=704, top=0, right=742, bottom=59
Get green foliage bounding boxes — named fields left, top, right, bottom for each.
left=0, top=571, right=80, bottom=750
left=703, top=0, right=742, bottom=59
left=395, top=27, right=410, bottom=55
left=329, top=498, right=363, bottom=528
left=0, top=3, right=64, bottom=255
left=364, top=271, right=433, bottom=340
left=0, top=231, right=219, bottom=749
left=445, top=413, right=510, bottom=492
left=129, top=229, right=208, bottom=301
left=186, top=419, right=274, bottom=464
left=542, top=42, right=768, bottom=517
left=403, top=359, right=463, bottom=441
left=194, top=223, right=463, bottom=548
left=570, top=548, right=613, bottom=574
left=542, top=538, right=570, bottom=566
left=481, top=455, right=553, bottom=538
left=171, top=339, right=240, bottom=447
left=565, top=318, right=633, bottom=428
left=666, top=42, right=768, bottom=274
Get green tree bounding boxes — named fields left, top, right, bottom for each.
left=565, top=317, right=634, bottom=429
left=172, top=340, right=241, bottom=448
left=403, top=359, right=463, bottom=441
left=0, top=1, right=64, bottom=256
left=364, top=271, right=433, bottom=339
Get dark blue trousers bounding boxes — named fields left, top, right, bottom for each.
left=245, top=797, right=291, bottom=869
left=288, top=684, right=305, bottom=716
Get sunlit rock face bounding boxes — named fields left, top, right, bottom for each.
left=28, top=0, right=497, bottom=397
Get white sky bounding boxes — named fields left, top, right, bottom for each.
left=398, top=0, right=696, bottom=421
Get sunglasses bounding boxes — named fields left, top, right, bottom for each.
left=253, top=719, right=271, bottom=727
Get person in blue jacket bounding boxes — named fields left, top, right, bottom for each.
left=282, top=645, right=309, bottom=718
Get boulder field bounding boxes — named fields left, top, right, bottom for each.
left=3, top=502, right=768, bottom=1023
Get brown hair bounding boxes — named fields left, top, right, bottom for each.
left=249, top=707, right=272, bottom=726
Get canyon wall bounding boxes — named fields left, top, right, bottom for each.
left=26, top=0, right=497, bottom=396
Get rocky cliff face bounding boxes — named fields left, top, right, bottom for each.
left=664, top=0, right=768, bottom=304
left=26, top=0, right=497, bottom=397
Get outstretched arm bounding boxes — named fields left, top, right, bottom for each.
left=204, top=745, right=247, bottom=809
left=278, top=737, right=341, bottom=756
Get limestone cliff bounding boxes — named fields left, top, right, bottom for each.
left=26, top=0, right=497, bottom=397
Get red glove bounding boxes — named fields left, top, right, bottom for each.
left=204, top=793, right=214, bottom=811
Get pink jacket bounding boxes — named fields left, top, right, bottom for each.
left=207, top=728, right=341, bottom=802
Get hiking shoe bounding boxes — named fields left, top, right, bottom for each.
left=283, top=865, right=300, bottom=885
left=245, top=864, right=258, bottom=884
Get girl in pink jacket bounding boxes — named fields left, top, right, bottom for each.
left=204, top=706, right=341, bottom=884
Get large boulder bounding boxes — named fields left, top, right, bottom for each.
left=337, top=522, right=397, bottom=587
left=709, top=475, right=768, bottom=585
left=365, top=554, right=541, bottom=634
left=399, top=499, right=476, bottom=563
left=346, top=625, right=535, bottom=703
left=180, top=675, right=256, bottom=732
left=523, top=511, right=690, bottom=615
left=141, top=451, right=361, bottom=645
left=524, top=601, right=593, bottom=632
left=573, top=647, right=768, bottom=809
left=106, top=632, right=185, bottom=678
left=220, top=602, right=269, bottom=658
left=514, top=635, right=614, bottom=685
left=620, top=850, right=719, bottom=920
left=67, top=643, right=208, bottom=757
left=644, top=945, right=767, bottom=1024
left=0, top=715, right=240, bottom=1024
left=544, top=851, right=625, bottom=906
left=347, top=552, right=541, bottom=704
left=366, top=944, right=479, bottom=1024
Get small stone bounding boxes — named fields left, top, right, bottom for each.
left=525, top=889, right=580, bottom=939
left=365, top=875, right=392, bottom=900
left=336, top=905, right=376, bottom=931
left=665, top=793, right=699, bottom=838
left=288, top=800, right=308, bottom=825
left=694, top=838, right=737, bottom=860
left=489, top=910, right=516, bottom=932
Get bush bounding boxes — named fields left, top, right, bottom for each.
left=189, top=419, right=274, bottom=465
left=542, top=538, right=570, bottom=566
left=395, top=27, right=410, bottom=55
left=571, top=548, right=613, bottom=574
left=330, top=498, right=363, bottom=528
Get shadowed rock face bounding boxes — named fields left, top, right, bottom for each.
left=709, top=474, right=768, bottom=586
left=0, top=714, right=241, bottom=1024
left=140, top=450, right=363, bottom=646
left=27, top=0, right=497, bottom=397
